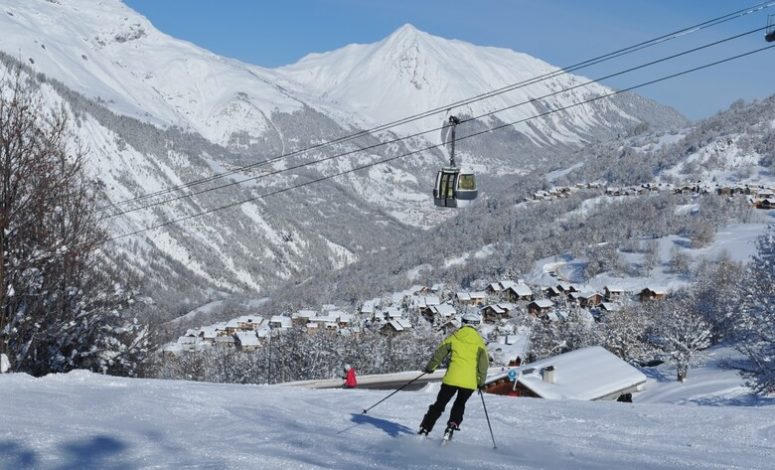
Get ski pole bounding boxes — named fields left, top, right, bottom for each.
left=362, top=372, right=427, bottom=414
left=479, top=389, right=497, bottom=449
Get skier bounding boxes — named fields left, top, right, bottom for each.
left=418, top=312, right=488, bottom=440
left=343, top=364, right=358, bottom=388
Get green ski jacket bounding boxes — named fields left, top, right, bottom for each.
left=425, top=326, right=488, bottom=390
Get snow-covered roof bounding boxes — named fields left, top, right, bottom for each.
left=269, top=316, right=291, bottom=329
left=430, top=303, right=457, bottom=318
left=516, top=346, right=646, bottom=400
left=510, top=283, right=533, bottom=297
left=235, top=332, right=260, bottom=347
left=530, top=299, right=555, bottom=309
left=360, top=298, right=379, bottom=314
left=292, top=310, right=317, bottom=320
left=600, top=302, right=621, bottom=312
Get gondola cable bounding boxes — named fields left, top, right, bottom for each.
left=107, top=42, right=775, bottom=241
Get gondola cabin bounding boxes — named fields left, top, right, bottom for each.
left=433, top=167, right=477, bottom=208
left=767, top=14, right=775, bottom=42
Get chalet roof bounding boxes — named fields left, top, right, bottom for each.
left=292, top=310, right=317, bottom=320
left=382, top=307, right=403, bottom=319
left=530, top=299, right=555, bottom=309
left=514, top=346, right=646, bottom=400
left=456, top=292, right=471, bottom=301
left=235, top=332, right=260, bottom=347
left=384, top=320, right=405, bottom=332
left=360, top=298, right=380, bottom=314
left=412, top=295, right=441, bottom=308
left=600, top=302, right=621, bottom=312
left=509, top=283, right=533, bottom=297
left=604, top=286, right=625, bottom=293
left=431, top=303, right=457, bottom=318
left=269, top=316, right=292, bottom=329
left=488, top=282, right=504, bottom=292
left=483, top=304, right=506, bottom=315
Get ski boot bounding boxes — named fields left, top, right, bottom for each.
left=417, top=426, right=430, bottom=437
left=442, top=422, right=459, bottom=444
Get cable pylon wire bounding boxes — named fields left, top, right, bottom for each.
left=108, top=43, right=775, bottom=241
left=101, top=25, right=768, bottom=221
left=97, top=1, right=775, bottom=213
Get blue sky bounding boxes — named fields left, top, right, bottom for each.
left=123, top=0, right=775, bottom=120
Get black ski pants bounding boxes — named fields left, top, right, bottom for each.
left=420, top=383, right=474, bottom=431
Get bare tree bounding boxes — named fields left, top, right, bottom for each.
left=0, top=67, right=148, bottom=375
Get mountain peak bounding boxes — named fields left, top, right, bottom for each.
left=383, top=23, right=435, bottom=47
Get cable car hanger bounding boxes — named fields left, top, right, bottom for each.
left=433, top=115, right=478, bottom=208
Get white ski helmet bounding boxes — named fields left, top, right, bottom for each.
left=461, top=312, right=481, bottom=326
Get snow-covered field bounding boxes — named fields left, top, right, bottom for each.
left=2, top=349, right=773, bottom=469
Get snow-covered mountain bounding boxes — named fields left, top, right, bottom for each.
left=0, top=0, right=690, bottom=316
left=277, top=23, right=687, bottom=146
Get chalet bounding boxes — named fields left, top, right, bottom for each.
left=483, top=346, right=646, bottom=401
left=235, top=331, right=261, bottom=352
left=214, top=335, right=236, bottom=349
left=543, top=286, right=561, bottom=298
left=527, top=299, right=555, bottom=316
left=574, top=292, right=603, bottom=308
left=481, top=303, right=515, bottom=323
left=755, top=196, right=775, bottom=209
left=456, top=292, right=483, bottom=307
left=176, top=335, right=198, bottom=352
left=381, top=306, right=403, bottom=321
left=501, top=281, right=534, bottom=302
left=556, top=282, right=577, bottom=294
left=337, top=313, right=353, bottom=328
left=485, top=282, right=504, bottom=295
left=360, top=299, right=380, bottom=316
left=639, top=287, right=667, bottom=301
left=292, top=310, right=317, bottom=325
left=422, top=303, right=457, bottom=323
left=235, top=315, right=263, bottom=331
left=598, top=302, right=622, bottom=313
left=309, top=315, right=340, bottom=331
left=381, top=319, right=413, bottom=336
left=268, top=315, right=292, bottom=330
left=411, top=295, right=441, bottom=313
left=224, top=319, right=243, bottom=335
left=603, top=286, right=626, bottom=302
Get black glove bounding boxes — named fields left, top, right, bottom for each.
left=424, top=366, right=435, bottom=374
left=478, top=384, right=486, bottom=391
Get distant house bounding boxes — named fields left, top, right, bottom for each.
left=603, top=286, right=626, bottom=302
left=578, top=292, right=603, bottom=308
left=381, top=319, right=412, bottom=336
left=269, top=315, right=292, bottom=330
left=639, top=288, right=667, bottom=301
left=235, top=331, right=261, bottom=352
left=484, top=346, right=646, bottom=401
left=481, top=303, right=515, bottom=323
left=422, top=303, right=457, bottom=323
left=292, top=310, right=317, bottom=325
left=456, top=291, right=486, bottom=307
left=360, top=299, right=380, bottom=316
left=556, top=283, right=577, bottom=294
left=214, top=335, right=236, bottom=349
left=527, top=299, right=555, bottom=316
left=598, top=302, right=622, bottom=313
left=543, top=286, right=561, bottom=298
left=501, top=281, right=534, bottom=302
